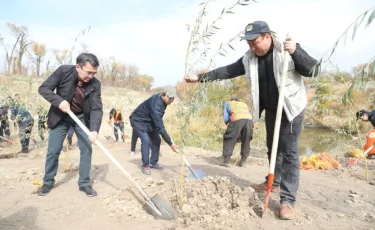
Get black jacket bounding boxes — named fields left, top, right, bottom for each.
left=198, top=43, right=318, bottom=81
left=38, top=65, right=103, bottom=132
left=129, top=93, right=172, bottom=145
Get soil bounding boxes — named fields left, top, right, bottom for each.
left=1, top=130, right=375, bottom=230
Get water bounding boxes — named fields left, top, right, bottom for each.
left=298, top=126, right=355, bottom=156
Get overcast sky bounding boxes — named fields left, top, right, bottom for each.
left=0, top=0, right=374, bottom=87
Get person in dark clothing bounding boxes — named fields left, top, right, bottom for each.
left=37, top=106, right=48, bottom=141
left=221, top=98, right=253, bottom=167
left=130, top=128, right=139, bottom=155
left=129, top=92, right=178, bottom=175
left=356, top=109, right=375, bottom=158
left=184, top=21, right=319, bottom=220
left=108, top=108, right=125, bottom=142
left=66, top=126, right=76, bottom=150
left=37, top=53, right=103, bottom=197
left=0, top=97, right=11, bottom=139
left=10, top=96, right=34, bottom=153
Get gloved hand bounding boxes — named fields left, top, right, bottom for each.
left=356, top=109, right=367, bottom=120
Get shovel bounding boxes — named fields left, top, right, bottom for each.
left=0, top=135, right=16, bottom=144
left=346, top=143, right=375, bottom=167
left=67, top=110, right=176, bottom=220
left=181, top=154, right=206, bottom=179
left=262, top=34, right=290, bottom=218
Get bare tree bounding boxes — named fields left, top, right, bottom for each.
left=30, top=42, right=47, bottom=77
left=12, top=24, right=33, bottom=74
left=80, top=43, right=89, bottom=53
left=127, top=64, right=139, bottom=79
left=1, top=23, right=21, bottom=74
left=53, top=49, right=72, bottom=65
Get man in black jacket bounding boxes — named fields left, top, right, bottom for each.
left=37, top=53, right=103, bottom=197
left=185, top=21, right=319, bottom=220
left=129, top=92, right=178, bottom=175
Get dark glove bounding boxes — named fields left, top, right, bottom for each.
left=356, top=109, right=369, bottom=120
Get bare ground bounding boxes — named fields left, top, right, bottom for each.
left=1, top=131, right=375, bottom=230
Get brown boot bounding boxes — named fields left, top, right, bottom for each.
left=279, top=203, right=296, bottom=220
left=250, top=183, right=280, bottom=193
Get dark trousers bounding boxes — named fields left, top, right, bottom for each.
left=130, top=128, right=139, bottom=151
left=223, top=119, right=253, bottom=160
left=43, top=114, right=92, bottom=187
left=67, top=127, right=75, bottom=145
left=114, top=121, right=125, bottom=141
left=38, top=120, right=46, bottom=141
left=264, top=110, right=304, bottom=206
left=19, top=121, right=34, bottom=150
left=133, top=128, right=161, bottom=167
left=0, top=118, right=10, bottom=138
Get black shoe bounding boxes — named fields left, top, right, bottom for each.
left=238, top=158, right=247, bottom=167
left=18, top=148, right=29, bottom=154
left=79, top=186, right=97, bottom=197
left=37, top=184, right=53, bottom=196
left=220, top=156, right=230, bottom=167
left=150, top=163, right=164, bottom=171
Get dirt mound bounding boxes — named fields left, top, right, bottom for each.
left=100, top=176, right=262, bottom=229
left=173, top=176, right=261, bottom=229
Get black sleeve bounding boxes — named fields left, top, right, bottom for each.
left=89, top=82, right=103, bottom=132
left=198, top=57, right=246, bottom=82
left=151, top=102, right=172, bottom=145
left=38, top=66, right=65, bottom=108
left=291, top=44, right=320, bottom=77
left=368, top=110, right=375, bottom=127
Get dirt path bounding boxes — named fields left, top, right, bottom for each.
left=1, top=135, right=374, bottom=230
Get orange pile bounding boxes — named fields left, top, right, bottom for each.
left=300, top=153, right=341, bottom=170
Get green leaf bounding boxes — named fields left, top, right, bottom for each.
left=358, top=12, right=367, bottom=27
left=352, top=21, right=358, bottom=41
left=342, top=93, right=347, bottom=105
left=366, top=9, right=375, bottom=27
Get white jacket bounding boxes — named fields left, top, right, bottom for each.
left=242, top=40, right=307, bottom=122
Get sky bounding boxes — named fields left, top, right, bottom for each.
left=0, top=0, right=374, bottom=87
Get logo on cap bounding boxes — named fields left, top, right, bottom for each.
left=246, top=24, right=253, bottom=32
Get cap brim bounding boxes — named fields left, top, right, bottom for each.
left=241, top=33, right=260, bottom=41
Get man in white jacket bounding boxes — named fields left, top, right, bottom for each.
left=184, top=21, right=319, bottom=220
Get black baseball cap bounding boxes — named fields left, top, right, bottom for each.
left=242, top=21, right=271, bottom=41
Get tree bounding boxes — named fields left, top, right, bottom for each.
left=12, top=24, right=33, bottom=74
left=127, top=64, right=139, bottom=79
left=30, top=42, right=47, bottom=77
left=1, top=23, right=22, bottom=74
left=53, top=49, right=72, bottom=65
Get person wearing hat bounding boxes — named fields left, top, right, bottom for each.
left=129, top=91, right=178, bottom=175
left=221, top=98, right=253, bottom=167
left=356, top=109, right=375, bottom=158
left=184, top=21, right=319, bottom=219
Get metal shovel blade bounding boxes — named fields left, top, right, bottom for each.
left=187, top=169, right=206, bottom=179
left=144, top=194, right=177, bottom=220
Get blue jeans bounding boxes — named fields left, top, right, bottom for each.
left=133, top=128, right=160, bottom=167
left=114, top=121, right=125, bottom=141
left=264, top=110, right=304, bottom=206
left=43, top=114, right=92, bottom=187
